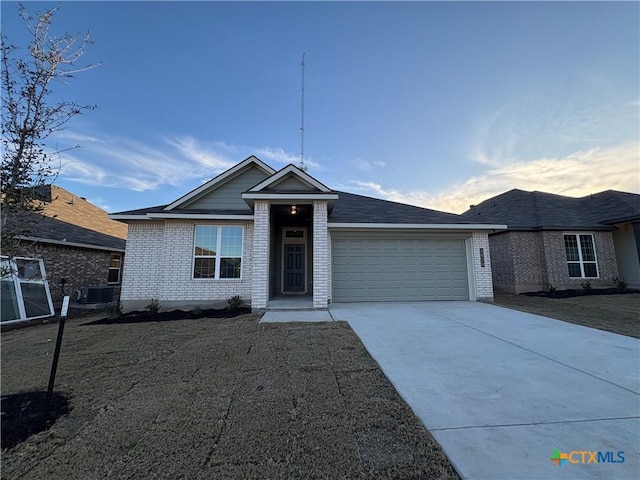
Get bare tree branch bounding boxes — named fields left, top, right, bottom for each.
left=1, top=4, right=100, bottom=255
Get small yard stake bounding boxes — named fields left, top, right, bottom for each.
left=44, top=295, right=70, bottom=425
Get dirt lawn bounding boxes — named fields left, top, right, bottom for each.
left=494, top=293, right=640, bottom=338
left=1, top=314, right=459, bottom=480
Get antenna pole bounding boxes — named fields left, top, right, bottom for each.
left=299, top=53, right=307, bottom=172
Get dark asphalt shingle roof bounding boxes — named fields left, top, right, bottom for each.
left=113, top=193, right=491, bottom=225
left=461, top=189, right=640, bottom=230
left=328, top=191, right=482, bottom=224
left=23, top=214, right=126, bottom=250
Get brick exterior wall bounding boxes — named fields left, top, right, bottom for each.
left=327, top=230, right=332, bottom=303
left=12, top=241, right=121, bottom=309
left=251, top=201, right=270, bottom=311
left=542, top=231, right=618, bottom=290
left=489, top=230, right=619, bottom=293
left=120, top=220, right=253, bottom=312
left=471, top=231, right=494, bottom=301
left=312, top=201, right=329, bottom=308
left=487, top=232, right=515, bottom=290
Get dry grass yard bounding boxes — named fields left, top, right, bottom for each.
left=1, top=313, right=459, bottom=480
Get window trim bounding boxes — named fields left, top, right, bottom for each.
left=563, top=233, right=599, bottom=279
left=193, top=225, right=244, bottom=280
left=1, top=256, right=55, bottom=323
left=107, top=254, right=122, bottom=284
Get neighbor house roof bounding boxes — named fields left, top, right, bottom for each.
left=37, top=185, right=128, bottom=239
left=461, top=189, right=640, bottom=231
left=583, top=190, right=640, bottom=224
left=19, top=214, right=126, bottom=252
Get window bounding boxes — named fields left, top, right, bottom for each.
left=108, top=254, right=122, bottom=284
left=194, top=226, right=243, bottom=279
left=1, top=257, right=54, bottom=322
left=285, top=229, right=305, bottom=239
left=564, top=234, right=598, bottom=278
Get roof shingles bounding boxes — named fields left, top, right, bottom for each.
left=462, top=189, right=640, bottom=230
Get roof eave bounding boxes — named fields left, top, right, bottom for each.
left=327, top=223, right=507, bottom=231
left=16, top=235, right=125, bottom=252
left=147, top=213, right=253, bottom=220
left=498, top=225, right=616, bottom=232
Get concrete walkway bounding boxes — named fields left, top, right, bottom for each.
left=260, top=309, right=333, bottom=323
left=330, top=301, right=640, bottom=480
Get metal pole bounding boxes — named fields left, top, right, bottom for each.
left=44, top=295, right=69, bottom=425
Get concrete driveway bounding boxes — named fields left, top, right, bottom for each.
left=329, top=301, right=640, bottom=480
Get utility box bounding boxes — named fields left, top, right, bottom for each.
left=79, top=286, right=115, bottom=304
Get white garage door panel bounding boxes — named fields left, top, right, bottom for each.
left=332, top=235, right=469, bottom=302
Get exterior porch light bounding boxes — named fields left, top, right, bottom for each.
left=290, top=205, right=297, bottom=215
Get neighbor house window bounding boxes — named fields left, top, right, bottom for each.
left=564, top=234, right=598, bottom=278
left=194, top=226, right=243, bottom=279
left=108, top=254, right=122, bottom=284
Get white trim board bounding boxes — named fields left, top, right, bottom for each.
left=328, top=223, right=507, bottom=231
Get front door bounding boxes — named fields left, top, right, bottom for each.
left=284, top=244, right=305, bottom=293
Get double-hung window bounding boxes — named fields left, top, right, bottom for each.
left=194, top=226, right=243, bottom=279
left=108, top=254, right=122, bottom=284
left=564, top=234, right=598, bottom=278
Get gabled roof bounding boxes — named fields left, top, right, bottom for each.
left=241, top=163, right=339, bottom=209
left=461, top=189, right=640, bottom=231
left=247, top=164, right=332, bottom=192
left=110, top=156, right=504, bottom=229
left=19, top=214, right=126, bottom=251
left=164, top=155, right=276, bottom=210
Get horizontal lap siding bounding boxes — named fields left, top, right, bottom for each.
left=332, top=234, right=469, bottom=302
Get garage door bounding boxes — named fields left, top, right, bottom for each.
left=332, top=232, right=469, bottom=302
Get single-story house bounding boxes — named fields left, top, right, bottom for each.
left=1, top=185, right=127, bottom=323
left=461, top=189, right=640, bottom=293
left=110, top=156, right=505, bottom=312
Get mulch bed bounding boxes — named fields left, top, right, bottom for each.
left=523, top=287, right=637, bottom=299
left=82, top=307, right=252, bottom=325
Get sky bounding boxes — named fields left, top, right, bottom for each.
left=2, top=1, right=638, bottom=214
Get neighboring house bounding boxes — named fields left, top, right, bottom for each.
left=110, top=156, right=504, bottom=312
left=1, top=185, right=127, bottom=323
left=461, top=189, right=640, bottom=293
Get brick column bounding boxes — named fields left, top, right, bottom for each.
left=472, top=231, right=494, bottom=301
left=313, top=201, right=329, bottom=308
left=252, top=201, right=270, bottom=311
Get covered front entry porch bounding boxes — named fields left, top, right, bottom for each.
left=250, top=199, right=330, bottom=311
left=269, top=204, right=314, bottom=299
